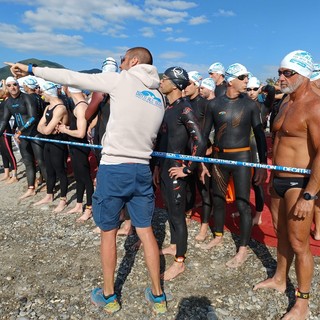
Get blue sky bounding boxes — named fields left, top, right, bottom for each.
left=1, top=0, right=319, bottom=82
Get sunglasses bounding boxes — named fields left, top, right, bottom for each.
left=278, top=70, right=297, bottom=78
left=247, top=87, right=259, bottom=92
left=237, top=74, right=249, bottom=81
left=7, top=83, right=18, bottom=87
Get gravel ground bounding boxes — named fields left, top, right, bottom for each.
left=1, top=151, right=320, bottom=320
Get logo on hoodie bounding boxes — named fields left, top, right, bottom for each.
left=136, top=90, right=162, bottom=108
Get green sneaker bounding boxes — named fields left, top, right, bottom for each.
left=145, top=287, right=167, bottom=314
left=91, top=288, right=121, bottom=314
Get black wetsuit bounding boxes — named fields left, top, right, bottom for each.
left=0, top=92, right=46, bottom=187
left=67, top=101, right=94, bottom=206
left=0, top=101, right=17, bottom=172
left=157, top=97, right=206, bottom=259
left=203, top=93, right=267, bottom=246
left=249, top=85, right=275, bottom=212
left=44, top=104, right=68, bottom=197
left=215, top=81, right=227, bottom=98
left=187, top=95, right=212, bottom=224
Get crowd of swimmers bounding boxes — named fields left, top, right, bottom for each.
left=1, top=48, right=320, bottom=318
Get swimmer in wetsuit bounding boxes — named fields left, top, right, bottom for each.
left=58, top=87, right=94, bottom=222
left=0, top=77, right=46, bottom=199
left=34, top=81, right=69, bottom=213
left=154, top=67, right=206, bottom=281
left=184, top=71, right=213, bottom=241
left=208, top=62, right=227, bottom=98
left=201, top=63, right=268, bottom=268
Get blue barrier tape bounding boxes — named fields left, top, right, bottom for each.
left=4, top=133, right=311, bottom=175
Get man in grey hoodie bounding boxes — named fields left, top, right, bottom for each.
left=7, top=47, right=167, bottom=315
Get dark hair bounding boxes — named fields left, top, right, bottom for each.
left=127, top=47, right=153, bottom=65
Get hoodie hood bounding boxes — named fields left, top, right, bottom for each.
left=128, top=64, right=160, bottom=89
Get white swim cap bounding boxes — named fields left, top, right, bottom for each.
left=225, top=63, right=249, bottom=83
left=23, top=76, right=38, bottom=89
left=6, top=76, right=18, bottom=85
left=41, top=81, right=58, bottom=97
left=247, top=76, right=260, bottom=88
left=188, top=71, right=202, bottom=87
left=280, top=50, right=314, bottom=78
left=311, top=63, right=320, bottom=81
left=208, top=62, right=225, bottom=75
left=102, top=57, right=118, bottom=73
left=201, top=78, right=216, bottom=91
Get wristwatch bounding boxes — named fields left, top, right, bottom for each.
left=303, top=192, right=318, bottom=200
left=183, top=167, right=191, bottom=175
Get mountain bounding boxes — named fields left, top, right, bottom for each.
left=0, top=58, right=100, bottom=80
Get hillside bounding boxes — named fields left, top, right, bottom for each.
left=0, top=59, right=101, bottom=80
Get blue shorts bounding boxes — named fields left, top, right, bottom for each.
left=92, top=163, right=155, bottom=231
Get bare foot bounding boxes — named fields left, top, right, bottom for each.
left=20, top=188, right=36, bottom=200
left=162, top=261, right=185, bottom=281
left=160, top=244, right=176, bottom=256
left=0, top=174, right=10, bottom=181
left=53, top=198, right=67, bottom=213
left=252, top=211, right=263, bottom=226
left=311, top=230, right=320, bottom=241
left=281, top=300, right=309, bottom=320
left=66, top=203, right=83, bottom=214
left=195, top=223, right=209, bottom=242
left=92, top=226, right=101, bottom=233
left=253, top=277, right=286, bottom=293
left=199, top=236, right=223, bottom=250
left=226, top=247, right=248, bottom=268
left=34, top=194, right=53, bottom=206
left=76, top=206, right=92, bottom=222
left=5, top=176, right=19, bottom=184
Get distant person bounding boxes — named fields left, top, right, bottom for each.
left=208, top=62, right=227, bottom=97
left=0, top=76, right=46, bottom=199
left=253, top=50, right=318, bottom=320
left=199, top=77, right=216, bottom=101
left=34, top=82, right=69, bottom=213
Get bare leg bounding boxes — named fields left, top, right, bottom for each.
left=163, top=261, right=185, bottom=281
left=53, top=197, right=67, bottom=213
left=76, top=205, right=92, bottom=222
left=160, top=244, right=176, bottom=256
left=185, top=209, right=192, bottom=225
left=33, top=193, right=53, bottom=206
left=117, top=219, right=133, bottom=236
left=136, top=227, right=163, bottom=295
left=226, top=246, right=248, bottom=268
left=66, top=202, right=83, bottom=214
left=252, top=210, right=263, bottom=226
left=312, top=199, right=320, bottom=240
left=101, top=228, right=118, bottom=296
left=253, top=195, right=289, bottom=293
left=195, top=223, right=209, bottom=242
left=199, top=235, right=223, bottom=250
left=20, top=187, right=36, bottom=200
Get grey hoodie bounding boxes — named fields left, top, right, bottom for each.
left=35, top=64, right=165, bottom=164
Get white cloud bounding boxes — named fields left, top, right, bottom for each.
left=161, top=27, right=173, bottom=33
left=145, top=0, right=197, bottom=10
left=145, top=7, right=188, bottom=24
left=140, top=27, right=155, bottom=38
left=213, top=9, right=236, bottom=17
left=166, top=37, right=189, bottom=42
left=159, top=51, right=186, bottom=59
left=189, top=15, right=209, bottom=25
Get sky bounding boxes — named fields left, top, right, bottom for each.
left=1, top=0, right=319, bottom=82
